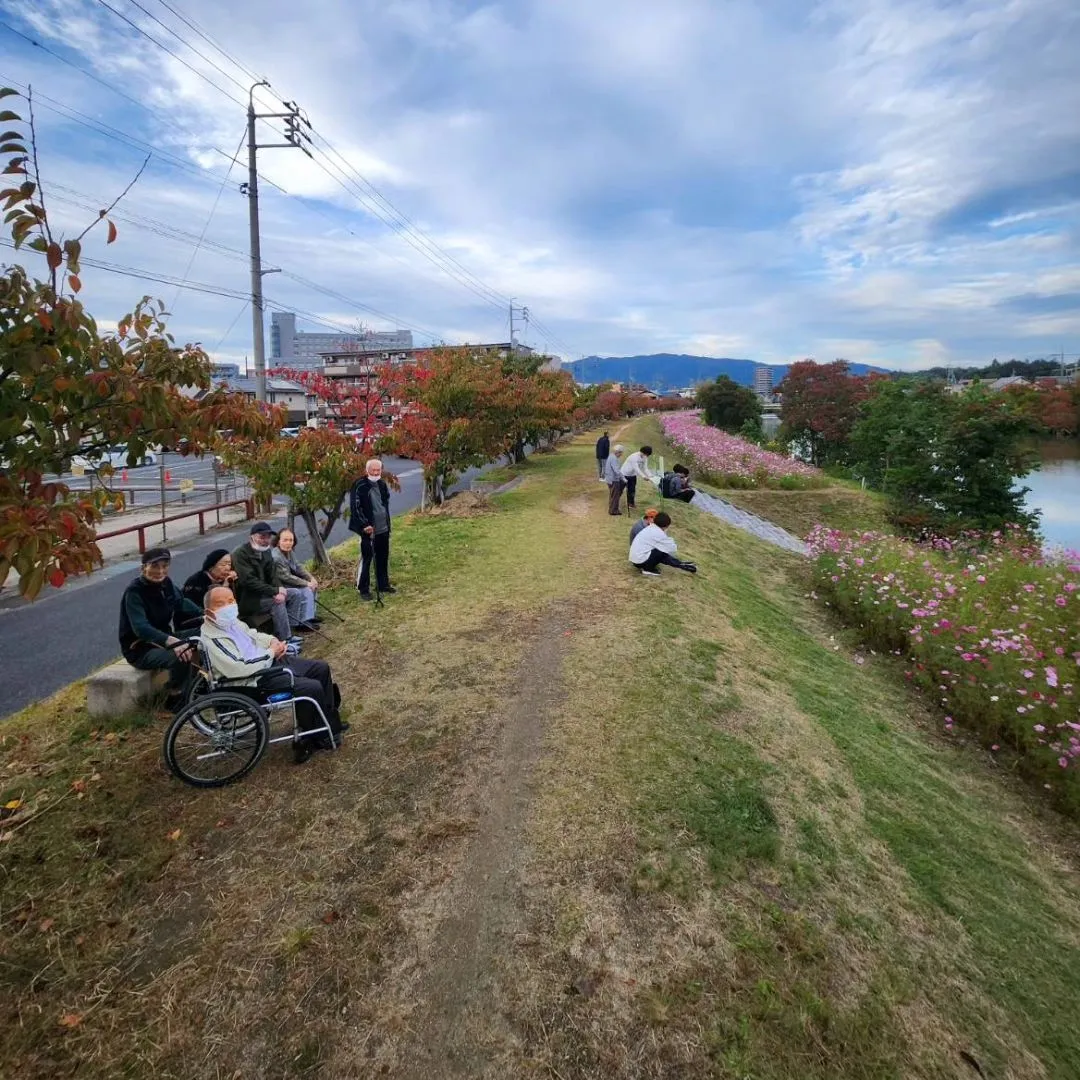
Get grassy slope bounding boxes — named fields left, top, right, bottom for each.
left=1, top=428, right=1078, bottom=1078
left=708, top=482, right=890, bottom=538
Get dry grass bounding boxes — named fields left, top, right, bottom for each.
left=708, top=482, right=890, bottom=538
left=2, top=426, right=1079, bottom=1079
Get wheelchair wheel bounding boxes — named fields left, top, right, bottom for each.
left=164, top=694, right=268, bottom=787
left=184, top=670, right=210, bottom=706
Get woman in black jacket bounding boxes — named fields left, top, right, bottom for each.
left=181, top=548, right=237, bottom=609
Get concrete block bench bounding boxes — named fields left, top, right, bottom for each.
left=86, top=662, right=169, bottom=719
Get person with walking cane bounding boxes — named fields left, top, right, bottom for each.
left=595, top=430, right=610, bottom=480
left=349, top=458, right=395, bottom=601
left=604, top=444, right=627, bottom=515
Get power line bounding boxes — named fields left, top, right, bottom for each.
left=150, top=0, right=264, bottom=85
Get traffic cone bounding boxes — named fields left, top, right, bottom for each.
left=165, top=469, right=172, bottom=484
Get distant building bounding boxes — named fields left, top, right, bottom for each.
left=753, top=364, right=773, bottom=398
left=270, top=311, right=413, bottom=370
left=200, top=375, right=316, bottom=425
left=210, top=363, right=240, bottom=380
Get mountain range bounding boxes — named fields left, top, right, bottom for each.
left=563, top=354, right=891, bottom=391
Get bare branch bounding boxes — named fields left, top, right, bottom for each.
left=74, top=154, right=151, bottom=243
left=24, top=88, right=55, bottom=287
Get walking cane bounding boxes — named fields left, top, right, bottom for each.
left=315, top=597, right=346, bottom=623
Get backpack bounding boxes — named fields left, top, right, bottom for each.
left=660, top=472, right=678, bottom=498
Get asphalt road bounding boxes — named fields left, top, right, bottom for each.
left=0, top=454, right=451, bottom=719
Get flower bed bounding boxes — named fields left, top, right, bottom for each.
left=808, top=525, right=1080, bottom=811
left=660, top=411, right=824, bottom=489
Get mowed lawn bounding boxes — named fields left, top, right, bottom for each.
left=1, top=425, right=1078, bottom=1079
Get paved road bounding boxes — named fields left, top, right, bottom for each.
left=0, top=455, right=458, bottom=719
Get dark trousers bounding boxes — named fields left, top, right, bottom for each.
left=128, top=629, right=199, bottom=691
left=633, top=550, right=685, bottom=573
left=608, top=479, right=626, bottom=515
left=670, top=489, right=695, bottom=503
left=357, top=530, right=391, bottom=594
left=625, top=475, right=638, bottom=508
left=258, top=657, right=342, bottom=736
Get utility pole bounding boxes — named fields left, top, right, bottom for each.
left=244, top=80, right=312, bottom=402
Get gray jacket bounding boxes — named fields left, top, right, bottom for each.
left=603, top=455, right=625, bottom=484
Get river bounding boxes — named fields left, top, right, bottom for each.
left=1023, top=440, right=1080, bottom=554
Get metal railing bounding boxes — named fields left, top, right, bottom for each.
left=96, top=498, right=255, bottom=554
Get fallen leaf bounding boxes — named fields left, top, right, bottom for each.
left=3, top=799, right=22, bottom=810
left=166, top=829, right=182, bottom=842
left=0, top=831, right=14, bottom=843
left=89, top=773, right=101, bottom=782
left=74, top=935, right=86, bottom=946
left=58, top=1013, right=83, bottom=1028
left=39, top=917, right=55, bottom=933
left=71, top=779, right=87, bottom=793
left=320, top=910, right=340, bottom=925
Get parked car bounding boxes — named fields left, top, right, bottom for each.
left=279, top=427, right=300, bottom=438
left=72, top=445, right=157, bottom=471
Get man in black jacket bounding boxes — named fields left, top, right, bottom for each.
left=595, top=431, right=610, bottom=479
left=119, top=547, right=203, bottom=703
left=348, top=458, right=395, bottom=600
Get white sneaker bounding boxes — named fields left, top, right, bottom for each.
left=640, top=569, right=661, bottom=577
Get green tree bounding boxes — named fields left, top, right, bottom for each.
left=695, top=375, right=763, bottom=433
left=0, top=90, right=276, bottom=597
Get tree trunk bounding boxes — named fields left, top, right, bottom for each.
left=300, top=508, right=331, bottom=566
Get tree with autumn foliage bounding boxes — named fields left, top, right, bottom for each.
left=387, top=346, right=501, bottom=503
left=0, top=90, right=278, bottom=597
left=777, top=360, right=876, bottom=466
left=219, top=429, right=373, bottom=565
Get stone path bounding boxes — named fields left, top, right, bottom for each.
left=692, top=490, right=809, bottom=555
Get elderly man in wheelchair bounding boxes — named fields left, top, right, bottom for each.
left=161, top=586, right=347, bottom=787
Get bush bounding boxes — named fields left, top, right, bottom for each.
left=808, top=525, right=1080, bottom=812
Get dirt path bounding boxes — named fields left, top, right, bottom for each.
left=393, top=607, right=573, bottom=1078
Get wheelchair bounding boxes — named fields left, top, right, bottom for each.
left=162, top=638, right=339, bottom=788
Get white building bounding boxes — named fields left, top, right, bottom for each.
left=270, top=311, right=413, bottom=370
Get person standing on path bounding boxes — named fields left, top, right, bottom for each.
left=604, top=444, right=627, bottom=515
left=232, top=522, right=303, bottom=643
left=349, top=458, right=395, bottom=600
left=595, top=430, right=610, bottom=479
left=620, top=445, right=656, bottom=511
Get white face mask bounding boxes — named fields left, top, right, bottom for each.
left=216, top=603, right=239, bottom=623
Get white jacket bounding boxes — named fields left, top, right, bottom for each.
left=620, top=451, right=655, bottom=480
left=629, top=523, right=677, bottom=564
left=200, top=616, right=277, bottom=684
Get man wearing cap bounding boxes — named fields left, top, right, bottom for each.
left=119, top=547, right=203, bottom=704
left=231, top=522, right=303, bottom=643
left=348, top=458, right=395, bottom=601
left=603, top=444, right=627, bottom=515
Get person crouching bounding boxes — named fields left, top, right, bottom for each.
left=201, top=586, right=345, bottom=764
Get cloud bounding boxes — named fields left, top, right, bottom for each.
left=0, top=0, right=1077, bottom=371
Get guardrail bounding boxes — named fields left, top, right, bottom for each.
left=96, top=498, right=255, bottom=555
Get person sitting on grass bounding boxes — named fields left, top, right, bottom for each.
left=119, top=546, right=203, bottom=707
left=271, top=527, right=320, bottom=629
left=200, top=586, right=346, bottom=764
left=181, top=547, right=237, bottom=609
left=630, top=507, right=659, bottom=544
left=662, top=464, right=697, bottom=503
left=628, top=511, right=697, bottom=577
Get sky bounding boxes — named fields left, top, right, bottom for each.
left=1, top=0, right=1078, bottom=372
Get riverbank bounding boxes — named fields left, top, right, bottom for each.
left=2, top=426, right=1078, bottom=1078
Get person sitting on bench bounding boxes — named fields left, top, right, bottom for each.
left=201, top=586, right=345, bottom=764
left=231, top=522, right=303, bottom=645
left=119, top=547, right=202, bottom=706
left=271, top=527, right=319, bottom=629
left=628, top=511, right=697, bottom=577
left=181, top=547, right=237, bottom=609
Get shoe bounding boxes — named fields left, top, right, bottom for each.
left=640, top=569, right=661, bottom=577
left=339, top=721, right=351, bottom=733
left=357, top=591, right=372, bottom=601
left=286, top=636, right=303, bottom=646
left=381, top=586, right=397, bottom=595
left=285, top=642, right=303, bottom=656
left=295, top=623, right=316, bottom=633
left=308, top=617, right=323, bottom=626
left=682, top=563, right=698, bottom=574
left=293, top=740, right=316, bottom=764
